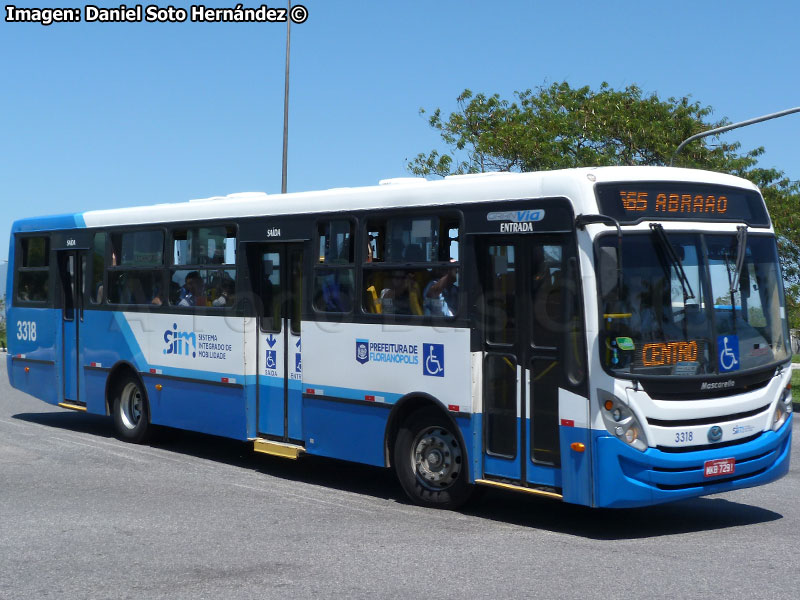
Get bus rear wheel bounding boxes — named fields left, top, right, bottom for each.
left=112, top=375, right=151, bottom=443
left=394, top=407, right=473, bottom=509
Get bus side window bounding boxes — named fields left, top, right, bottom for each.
left=16, top=236, right=51, bottom=304
left=260, top=253, right=280, bottom=331
left=317, top=220, right=352, bottom=265
left=108, top=230, right=164, bottom=306
left=313, top=269, right=354, bottom=313
left=170, top=226, right=237, bottom=308
left=90, top=232, right=106, bottom=304
left=313, top=220, right=355, bottom=313
left=361, top=214, right=460, bottom=318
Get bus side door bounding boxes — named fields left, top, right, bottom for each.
left=478, top=234, right=588, bottom=497
left=56, top=250, right=86, bottom=404
left=253, top=243, right=304, bottom=442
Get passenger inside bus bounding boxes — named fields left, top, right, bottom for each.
left=313, top=271, right=353, bottom=313
left=96, top=250, right=117, bottom=303
left=114, top=273, right=146, bottom=305
left=178, top=271, right=204, bottom=307
left=424, top=262, right=458, bottom=317
left=380, top=270, right=423, bottom=315
left=212, top=274, right=236, bottom=307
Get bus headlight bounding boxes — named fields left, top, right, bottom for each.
left=600, top=393, right=648, bottom=452
left=772, top=385, right=793, bottom=431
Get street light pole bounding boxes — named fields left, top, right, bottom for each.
left=281, top=0, right=291, bottom=194
left=671, top=106, right=800, bottom=166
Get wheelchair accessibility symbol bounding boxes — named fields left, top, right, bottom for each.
left=423, top=343, right=445, bottom=377
left=266, top=350, right=277, bottom=370
left=717, top=335, right=740, bottom=373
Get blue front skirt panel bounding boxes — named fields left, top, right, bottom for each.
left=593, top=415, right=792, bottom=508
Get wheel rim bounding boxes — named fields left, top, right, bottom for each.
left=120, top=382, right=143, bottom=430
left=410, top=426, right=462, bottom=490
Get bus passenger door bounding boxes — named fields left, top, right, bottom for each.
left=479, top=235, right=581, bottom=491
left=56, top=250, right=86, bottom=404
left=255, top=243, right=304, bottom=442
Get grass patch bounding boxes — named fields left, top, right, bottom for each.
left=793, top=354, right=800, bottom=363
left=793, top=370, right=800, bottom=403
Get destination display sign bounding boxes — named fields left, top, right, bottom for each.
left=595, top=182, right=770, bottom=226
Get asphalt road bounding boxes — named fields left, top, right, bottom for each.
left=0, top=357, right=797, bottom=599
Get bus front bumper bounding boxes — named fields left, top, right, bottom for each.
left=592, top=414, right=792, bottom=508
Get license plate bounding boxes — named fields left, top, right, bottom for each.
left=704, top=458, right=735, bottom=478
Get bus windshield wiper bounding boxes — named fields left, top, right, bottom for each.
left=649, top=223, right=695, bottom=301
left=730, top=225, right=748, bottom=295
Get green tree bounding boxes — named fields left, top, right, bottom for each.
left=408, top=82, right=800, bottom=326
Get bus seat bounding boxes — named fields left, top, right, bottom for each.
left=365, top=285, right=381, bottom=314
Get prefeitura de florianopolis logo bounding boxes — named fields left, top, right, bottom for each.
left=356, top=339, right=369, bottom=364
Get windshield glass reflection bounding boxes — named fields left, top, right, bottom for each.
left=598, top=233, right=789, bottom=377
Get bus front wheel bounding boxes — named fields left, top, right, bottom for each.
left=112, top=375, right=151, bottom=443
left=394, top=407, right=473, bottom=509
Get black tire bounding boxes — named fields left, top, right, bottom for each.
left=112, top=375, right=151, bottom=443
left=394, top=407, right=473, bottom=509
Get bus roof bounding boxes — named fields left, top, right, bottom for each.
left=12, top=166, right=760, bottom=232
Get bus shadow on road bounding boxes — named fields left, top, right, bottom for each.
left=463, top=490, right=783, bottom=539
left=153, top=428, right=404, bottom=502
left=13, top=410, right=117, bottom=439
left=13, top=410, right=403, bottom=501
left=12, top=410, right=784, bottom=535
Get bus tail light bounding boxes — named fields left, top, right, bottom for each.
left=599, top=392, right=648, bottom=452
left=772, top=385, right=793, bottom=431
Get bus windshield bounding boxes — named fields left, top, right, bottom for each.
left=597, top=232, right=790, bottom=377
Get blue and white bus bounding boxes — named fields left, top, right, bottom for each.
left=5, top=167, right=792, bottom=508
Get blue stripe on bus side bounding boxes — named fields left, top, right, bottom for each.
left=72, top=312, right=253, bottom=437
left=301, top=382, right=408, bottom=405
left=107, top=312, right=251, bottom=383
left=111, top=312, right=148, bottom=372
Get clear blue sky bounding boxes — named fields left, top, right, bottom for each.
left=2, top=0, right=799, bottom=265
